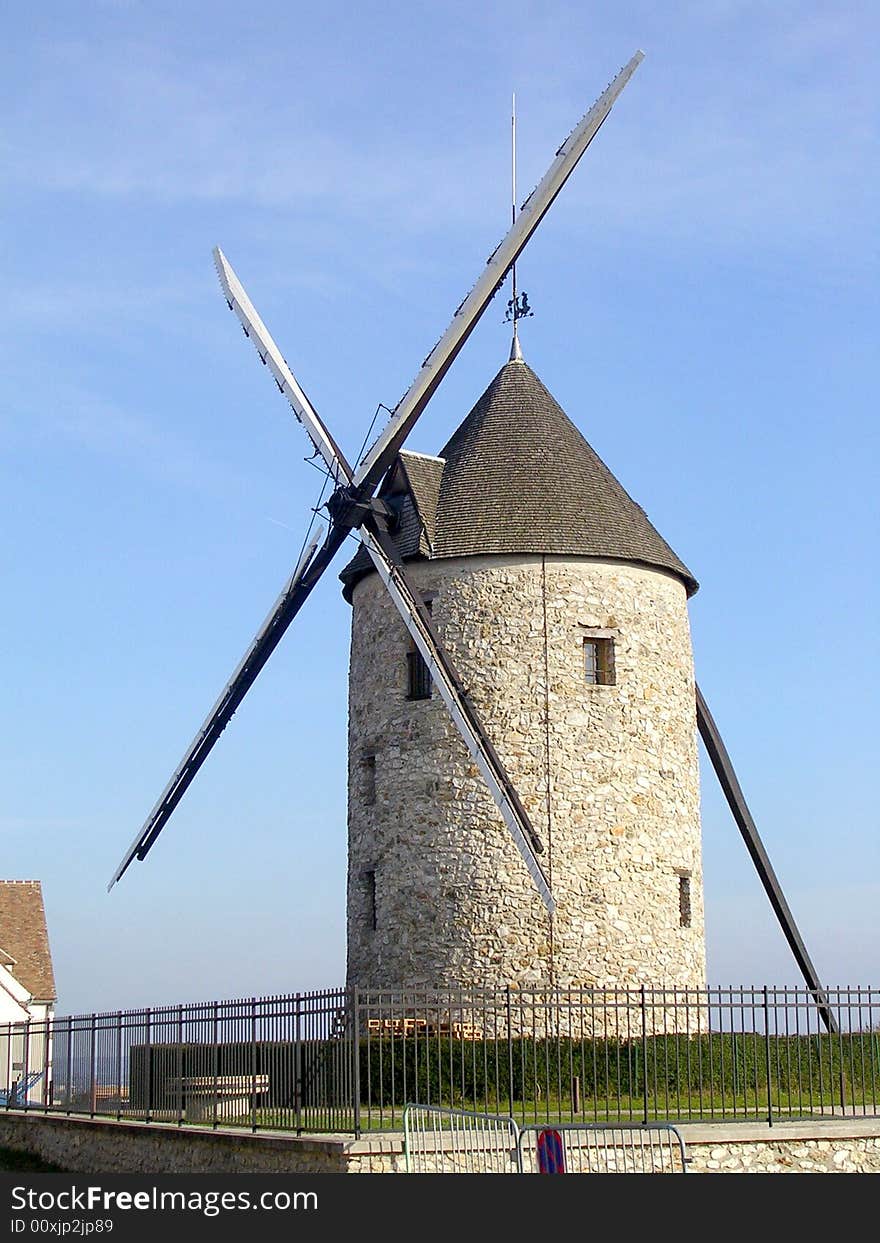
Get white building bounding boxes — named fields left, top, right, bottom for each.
left=0, top=880, right=56, bottom=1104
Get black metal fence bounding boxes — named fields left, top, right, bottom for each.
left=3, top=986, right=879, bottom=1135
left=1, top=989, right=355, bottom=1134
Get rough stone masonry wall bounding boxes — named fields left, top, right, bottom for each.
left=0, top=1114, right=346, bottom=1174
left=686, top=1135, right=880, bottom=1173
left=347, top=554, right=705, bottom=996
left=3, top=1113, right=879, bottom=1174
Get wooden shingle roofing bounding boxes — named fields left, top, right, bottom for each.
left=341, top=359, right=697, bottom=598
left=0, top=881, right=56, bottom=1002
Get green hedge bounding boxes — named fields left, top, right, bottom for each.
left=126, top=1030, right=880, bottom=1115
left=359, top=1031, right=880, bottom=1107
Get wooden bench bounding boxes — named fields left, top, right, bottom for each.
left=168, top=1075, right=269, bottom=1123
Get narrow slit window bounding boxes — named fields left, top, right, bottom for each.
left=362, top=753, right=376, bottom=805
left=406, top=598, right=433, bottom=700
left=678, top=873, right=692, bottom=928
left=584, top=637, right=615, bottom=685
left=365, top=869, right=377, bottom=931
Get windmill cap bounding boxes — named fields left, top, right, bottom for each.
left=341, top=359, right=697, bottom=598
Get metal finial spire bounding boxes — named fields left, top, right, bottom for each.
left=506, top=91, right=531, bottom=361
left=511, top=93, right=519, bottom=360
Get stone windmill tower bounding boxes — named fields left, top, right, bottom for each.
left=342, top=352, right=705, bottom=992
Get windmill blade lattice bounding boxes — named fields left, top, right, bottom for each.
left=109, top=53, right=645, bottom=894
left=108, top=527, right=325, bottom=889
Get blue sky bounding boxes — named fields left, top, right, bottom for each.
left=2, top=2, right=877, bottom=1013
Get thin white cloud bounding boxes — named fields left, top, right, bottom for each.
left=1, top=373, right=252, bottom=500
left=7, top=23, right=876, bottom=258
left=0, top=817, right=89, bottom=832
left=8, top=278, right=198, bottom=332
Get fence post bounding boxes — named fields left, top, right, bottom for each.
left=3, top=1022, right=10, bottom=1108
left=294, top=994, right=302, bottom=1136
left=145, top=1008, right=152, bottom=1123
left=42, top=1014, right=50, bottom=1113
left=65, top=1017, right=72, bottom=1116
left=763, top=986, right=773, bottom=1127
left=251, top=997, right=258, bottom=1134
left=837, top=993, right=846, bottom=1115
left=211, top=1002, right=219, bottom=1130
left=506, top=986, right=515, bottom=1119
left=641, top=986, right=649, bottom=1125
left=177, top=1005, right=184, bottom=1126
left=22, top=1019, right=31, bottom=1109
left=351, top=987, right=361, bottom=1139
left=89, top=1015, right=96, bottom=1117
left=116, top=1012, right=123, bottom=1122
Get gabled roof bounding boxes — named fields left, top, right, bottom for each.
left=0, top=882, right=56, bottom=1002
left=341, top=359, right=697, bottom=598
left=396, top=452, right=444, bottom=552
left=341, top=451, right=444, bottom=592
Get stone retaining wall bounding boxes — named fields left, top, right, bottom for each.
left=680, top=1120, right=880, bottom=1173
left=2, top=1111, right=878, bottom=1174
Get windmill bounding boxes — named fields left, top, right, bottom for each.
left=108, top=51, right=836, bottom=1033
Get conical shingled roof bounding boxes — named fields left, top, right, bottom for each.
left=341, top=359, right=697, bottom=597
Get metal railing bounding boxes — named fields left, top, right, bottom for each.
left=404, top=1104, right=521, bottom=1173
left=2, top=989, right=355, bottom=1133
left=517, top=1121, right=689, bottom=1173
left=355, top=985, right=880, bottom=1132
left=3, top=985, right=878, bottom=1135
left=402, top=1106, right=689, bottom=1173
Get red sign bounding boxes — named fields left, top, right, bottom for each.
left=536, top=1128, right=566, bottom=1174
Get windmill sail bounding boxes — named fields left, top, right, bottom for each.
left=213, top=248, right=350, bottom=486
left=108, top=529, right=325, bottom=889
left=696, top=685, right=837, bottom=1033
left=110, top=53, right=646, bottom=897
left=354, top=51, right=644, bottom=492
left=169, top=256, right=554, bottom=906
